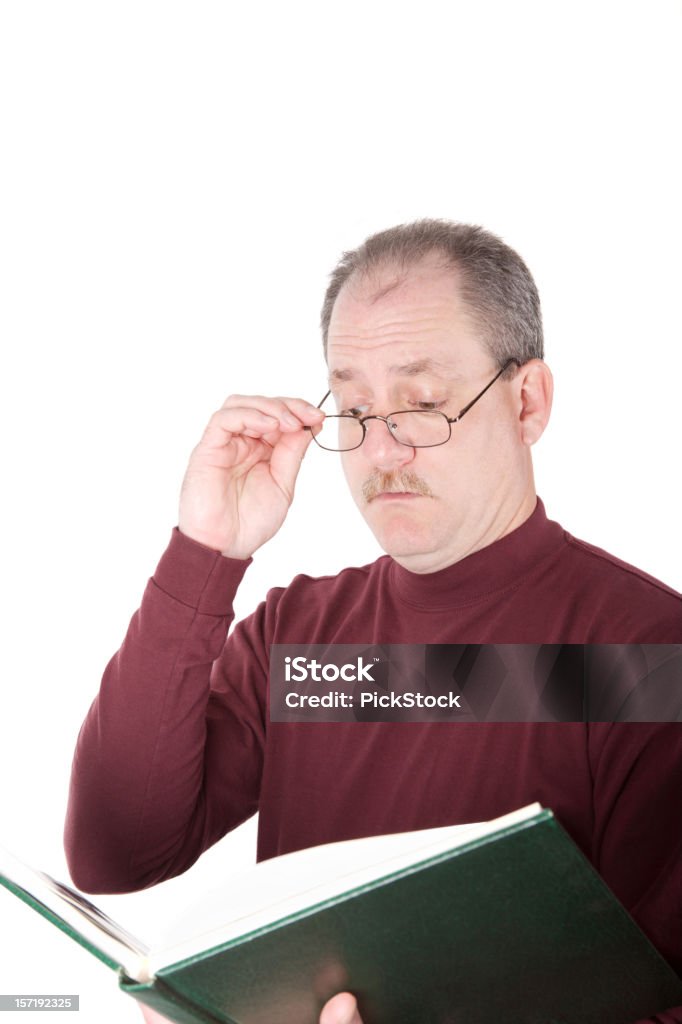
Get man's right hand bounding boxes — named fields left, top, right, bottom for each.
left=178, top=395, right=325, bottom=560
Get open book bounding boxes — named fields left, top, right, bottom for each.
left=2, top=804, right=681, bottom=1024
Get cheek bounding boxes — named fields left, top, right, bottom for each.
left=460, top=409, right=516, bottom=457
left=420, top=434, right=496, bottom=491
left=340, top=451, right=362, bottom=491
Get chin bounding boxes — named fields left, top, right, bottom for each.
left=365, top=507, right=439, bottom=561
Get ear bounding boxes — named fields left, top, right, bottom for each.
left=516, top=360, right=553, bottom=445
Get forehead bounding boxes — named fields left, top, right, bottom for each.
left=327, top=258, right=487, bottom=377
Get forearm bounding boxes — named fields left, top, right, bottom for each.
left=64, top=529, right=251, bottom=894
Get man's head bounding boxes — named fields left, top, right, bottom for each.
left=321, top=219, right=543, bottom=366
left=319, top=219, right=553, bottom=574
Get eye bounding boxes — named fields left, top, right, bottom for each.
left=341, top=405, right=369, bottom=418
left=411, top=399, right=446, bottom=411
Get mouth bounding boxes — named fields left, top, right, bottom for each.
left=368, top=491, right=430, bottom=504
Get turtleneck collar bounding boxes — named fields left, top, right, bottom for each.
left=390, top=497, right=567, bottom=610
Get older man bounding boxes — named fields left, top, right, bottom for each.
left=64, top=220, right=681, bottom=1023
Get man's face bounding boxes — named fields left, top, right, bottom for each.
left=326, top=257, right=533, bottom=573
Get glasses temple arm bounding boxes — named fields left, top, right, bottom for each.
left=452, top=359, right=520, bottom=422
left=303, top=391, right=331, bottom=433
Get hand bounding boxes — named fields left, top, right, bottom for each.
left=320, top=992, right=364, bottom=1024
left=178, top=395, right=324, bottom=559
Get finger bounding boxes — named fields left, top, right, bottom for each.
left=220, top=394, right=325, bottom=427
left=276, top=396, right=329, bottom=420
left=319, top=992, right=363, bottom=1024
left=199, top=407, right=288, bottom=448
left=267, top=422, right=316, bottom=497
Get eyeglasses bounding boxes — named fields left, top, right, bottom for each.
left=306, top=359, right=520, bottom=452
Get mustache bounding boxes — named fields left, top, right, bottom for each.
left=362, top=470, right=434, bottom=503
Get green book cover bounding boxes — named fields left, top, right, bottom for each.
left=1, top=804, right=680, bottom=1024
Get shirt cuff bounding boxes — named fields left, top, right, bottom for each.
left=151, top=527, right=253, bottom=616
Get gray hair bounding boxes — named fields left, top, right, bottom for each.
left=320, top=218, right=543, bottom=371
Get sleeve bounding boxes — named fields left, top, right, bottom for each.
left=63, top=528, right=272, bottom=895
left=588, top=723, right=682, bottom=1021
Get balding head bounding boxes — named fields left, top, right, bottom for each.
left=321, top=218, right=543, bottom=374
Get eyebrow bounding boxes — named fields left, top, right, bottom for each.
left=328, top=358, right=461, bottom=386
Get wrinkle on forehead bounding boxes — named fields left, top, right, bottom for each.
left=330, top=313, right=455, bottom=344
left=327, top=279, right=486, bottom=386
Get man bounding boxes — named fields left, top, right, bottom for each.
left=64, top=220, right=682, bottom=1023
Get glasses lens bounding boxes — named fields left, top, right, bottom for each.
left=311, top=415, right=365, bottom=451
left=388, top=411, right=451, bottom=447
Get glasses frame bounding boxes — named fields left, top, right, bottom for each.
left=306, top=358, right=520, bottom=452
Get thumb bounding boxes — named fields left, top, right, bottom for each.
left=319, top=992, right=363, bottom=1024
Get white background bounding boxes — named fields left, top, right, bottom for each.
left=0, top=1, right=680, bottom=1021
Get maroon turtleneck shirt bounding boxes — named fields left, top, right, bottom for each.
left=64, top=499, right=682, bottom=1016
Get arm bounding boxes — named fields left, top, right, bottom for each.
left=64, top=529, right=262, bottom=893
left=64, top=394, right=324, bottom=893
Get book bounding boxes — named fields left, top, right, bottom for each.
left=1, top=803, right=681, bottom=1024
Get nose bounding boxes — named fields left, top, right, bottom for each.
left=359, top=416, right=416, bottom=471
